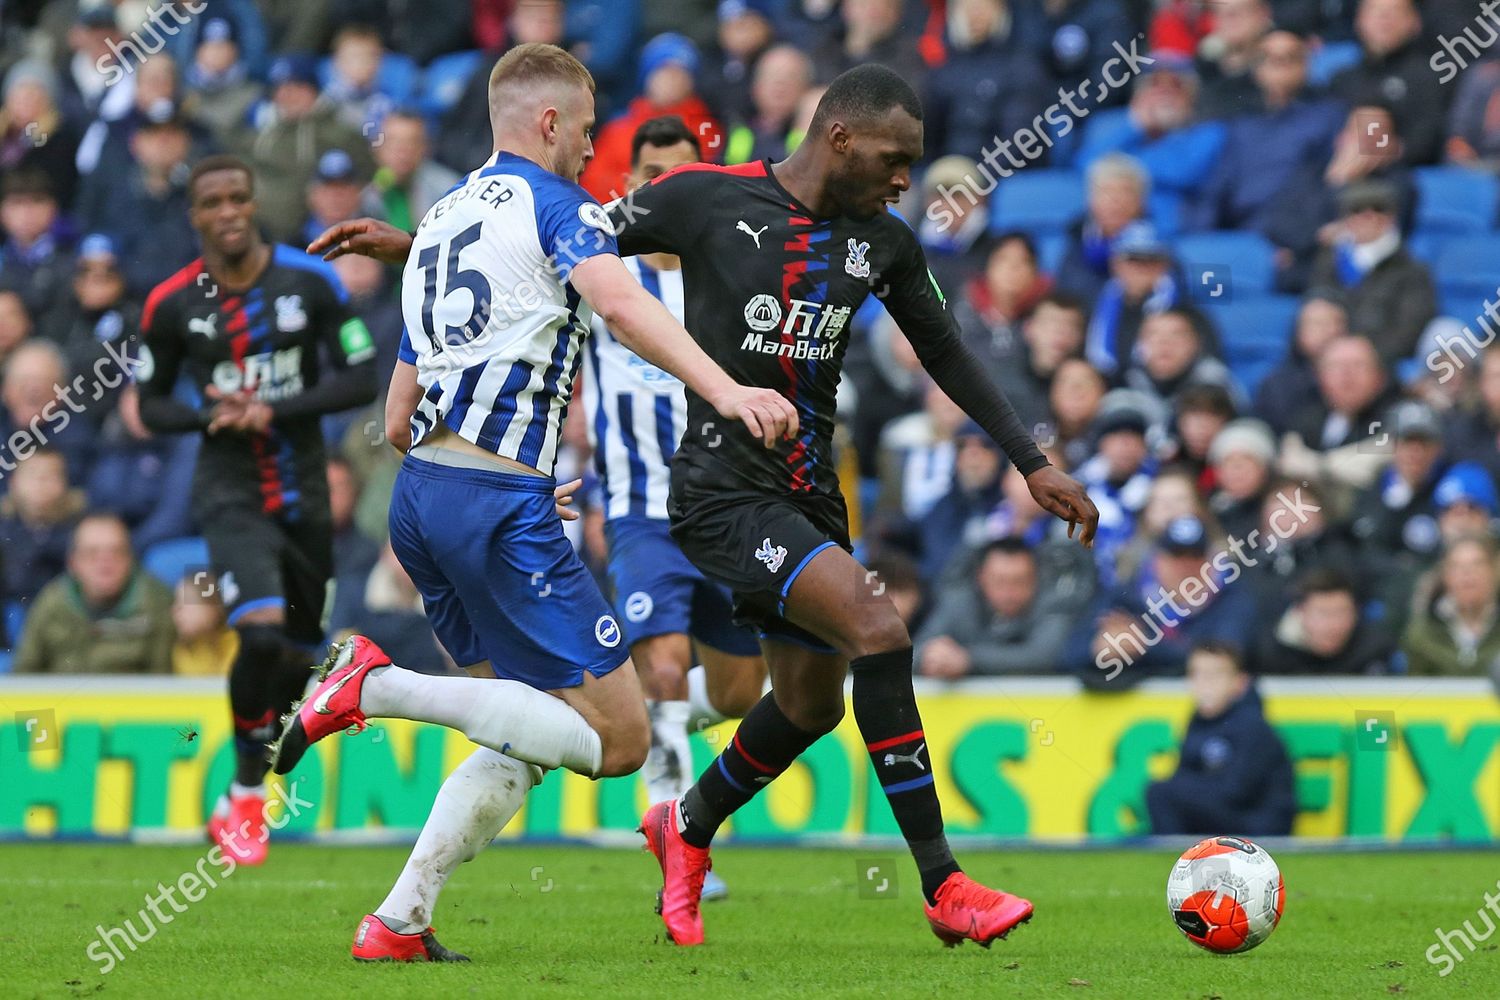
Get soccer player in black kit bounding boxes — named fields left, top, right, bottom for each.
left=138, top=155, right=377, bottom=865
left=309, top=65, right=1097, bottom=947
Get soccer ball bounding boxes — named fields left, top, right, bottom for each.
left=1166, top=836, right=1285, bottom=954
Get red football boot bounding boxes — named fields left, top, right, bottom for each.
left=923, top=872, right=1033, bottom=947
left=351, top=914, right=469, bottom=962
left=639, top=799, right=710, bottom=946
left=270, top=636, right=388, bottom=775
left=209, top=791, right=268, bottom=866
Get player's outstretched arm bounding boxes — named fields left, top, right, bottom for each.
left=879, top=229, right=1100, bottom=546
left=308, top=218, right=414, bottom=265
left=911, top=328, right=1099, bottom=546
left=569, top=253, right=799, bottom=448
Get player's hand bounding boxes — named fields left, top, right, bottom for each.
left=205, top=386, right=248, bottom=434
left=710, top=385, right=799, bottom=449
left=919, top=637, right=971, bottom=680
left=307, top=218, right=413, bottom=265
left=554, top=477, right=583, bottom=521
left=205, top=387, right=272, bottom=435
left=1025, top=464, right=1099, bottom=548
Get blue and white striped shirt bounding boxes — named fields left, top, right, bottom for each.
left=398, top=150, right=619, bottom=474
left=583, top=257, right=686, bottom=520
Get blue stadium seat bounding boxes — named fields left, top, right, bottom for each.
left=1307, top=40, right=1362, bottom=87
left=1414, top=167, right=1499, bottom=235
left=1230, top=357, right=1279, bottom=395
left=1174, top=231, right=1278, bottom=296
left=317, top=52, right=421, bottom=104
left=419, top=49, right=485, bottom=118
left=142, top=536, right=211, bottom=589
left=1435, top=238, right=1500, bottom=320
left=1406, top=229, right=1448, bottom=266
left=1435, top=235, right=1500, bottom=283
left=1148, top=190, right=1183, bottom=238
left=1036, top=231, right=1068, bottom=274
left=1200, top=295, right=1299, bottom=348
left=990, top=169, right=1084, bottom=235
left=1200, top=295, right=1300, bottom=393
left=1440, top=289, right=1493, bottom=328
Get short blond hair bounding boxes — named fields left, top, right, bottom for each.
left=488, top=42, right=595, bottom=103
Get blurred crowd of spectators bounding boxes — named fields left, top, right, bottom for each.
left=0, top=0, right=1497, bottom=691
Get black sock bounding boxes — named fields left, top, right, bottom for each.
left=852, top=647, right=960, bottom=905
left=228, top=625, right=293, bottom=787
left=272, top=640, right=316, bottom=714
left=677, top=692, right=824, bottom=848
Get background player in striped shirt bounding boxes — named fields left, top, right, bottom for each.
left=584, top=116, right=768, bottom=903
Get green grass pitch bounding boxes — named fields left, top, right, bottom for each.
left=3, top=843, right=1495, bottom=998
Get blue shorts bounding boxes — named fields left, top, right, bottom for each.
left=388, top=455, right=630, bottom=689
left=604, top=515, right=761, bottom=657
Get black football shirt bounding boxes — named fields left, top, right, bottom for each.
left=136, top=245, right=375, bottom=521
left=608, top=159, right=1046, bottom=499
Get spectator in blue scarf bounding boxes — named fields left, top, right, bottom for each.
left=1308, top=180, right=1436, bottom=366
left=1082, top=222, right=1181, bottom=378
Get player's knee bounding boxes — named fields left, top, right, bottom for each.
left=597, top=723, right=650, bottom=777
left=779, top=693, right=844, bottom=735
left=845, top=609, right=911, bottom=660
left=639, top=649, right=688, bottom=692
left=234, top=623, right=286, bottom=665
left=711, top=671, right=764, bottom=718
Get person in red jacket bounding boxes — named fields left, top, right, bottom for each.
left=579, top=33, right=723, bottom=201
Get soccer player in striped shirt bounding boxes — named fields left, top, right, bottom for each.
left=275, top=44, right=795, bottom=961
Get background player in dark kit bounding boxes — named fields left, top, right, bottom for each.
left=137, top=154, right=377, bottom=863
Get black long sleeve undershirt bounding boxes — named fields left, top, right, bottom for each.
left=909, top=329, right=1050, bottom=477
left=138, top=395, right=211, bottom=434
left=268, top=359, right=377, bottom=421
left=138, top=361, right=376, bottom=433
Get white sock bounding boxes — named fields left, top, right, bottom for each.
left=686, top=666, right=726, bottom=732
left=229, top=782, right=265, bottom=799
left=644, top=700, right=694, bottom=805
left=376, top=748, right=540, bottom=934
left=359, top=665, right=602, bottom=776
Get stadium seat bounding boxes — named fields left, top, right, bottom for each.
left=1413, top=167, right=1500, bottom=235
left=1440, top=289, right=1493, bottom=328
left=1307, top=40, right=1361, bottom=87
left=1435, top=236, right=1500, bottom=325
left=1036, top=231, right=1068, bottom=273
left=1173, top=231, right=1278, bottom=296
left=1229, top=356, right=1279, bottom=395
left=990, top=169, right=1084, bottom=235
left=1434, top=235, right=1500, bottom=286
left=1200, top=295, right=1299, bottom=347
left=317, top=52, right=421, bottom=104
left=1200, top=295, right=1301, bottom=393
left=1148, top=191, right=1183, bottom=238
left=142, top=536, right=211, bottom=590
left=1405, top=229, right=1448, bottom=266
left=419, top=49, right=485, bottom=118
